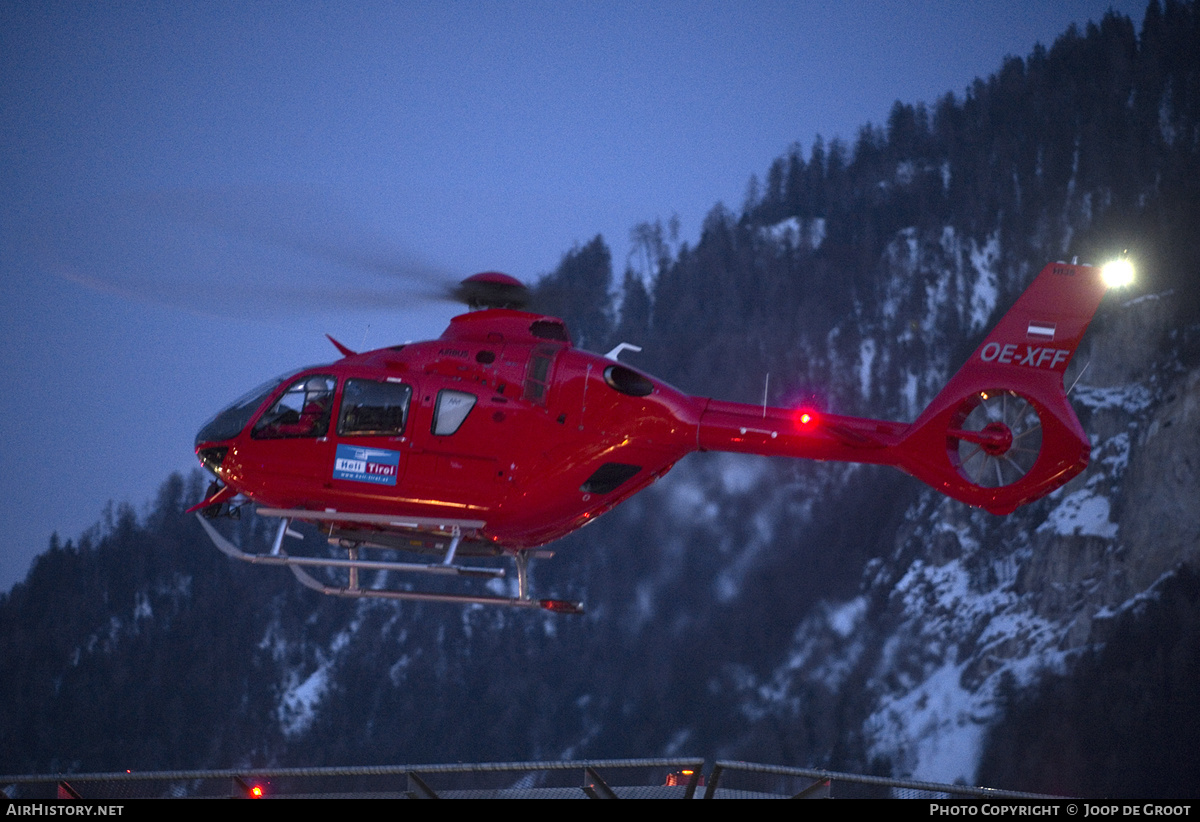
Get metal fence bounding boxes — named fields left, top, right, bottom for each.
left=1, top=758, right=1063, bottom=799
left=704, top=761, right=1064, bottom=799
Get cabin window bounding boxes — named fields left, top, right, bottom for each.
left=252, top=375, right=336, bottom=439
left=432, top=389, right=477, bottom=436
left=338, top=378, right=412, bottom=436
left=523, top=344, right=557, bottom=405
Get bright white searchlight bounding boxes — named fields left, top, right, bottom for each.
left=1101, top=259, right=1135, bottom=288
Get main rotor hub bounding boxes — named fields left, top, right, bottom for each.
left=452, top=272, right=531, bottom=310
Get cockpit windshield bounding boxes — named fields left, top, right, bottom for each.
left=195, top=367, right=309, bottom=446
left=251, top=375, right=336, bottom=439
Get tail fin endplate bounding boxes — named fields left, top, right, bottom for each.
left=896, top=262, right=1110, bottom=514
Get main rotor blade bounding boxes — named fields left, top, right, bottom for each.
left=129, top=187, right=457, bottom=288
left=28, top=187, right=466, bottom=318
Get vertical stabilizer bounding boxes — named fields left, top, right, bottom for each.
left=896, top=262, right=1110, bottom=514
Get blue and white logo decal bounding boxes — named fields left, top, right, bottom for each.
left=333, top=444, right=400, bottom=486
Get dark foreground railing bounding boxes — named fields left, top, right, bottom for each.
left=1, top=758, right=1063, bottom=799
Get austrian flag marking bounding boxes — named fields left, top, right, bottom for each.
left=1026, top=320, right=1056, bottom=341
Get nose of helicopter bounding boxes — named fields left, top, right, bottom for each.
left=195, top=443, right=229, bottom=475
left=194, top=417, right=231, bottom=475
left=194, top=388, right=270, bottom=473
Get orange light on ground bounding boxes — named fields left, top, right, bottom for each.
left=665, top=769, right=705, bottom=787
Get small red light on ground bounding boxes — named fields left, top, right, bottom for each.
left=540, top=599, right=585, bottom=615
left=250, top=785, right=264, bottom=798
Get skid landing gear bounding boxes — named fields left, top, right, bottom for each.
left=195, top=512, right=583, bottom=614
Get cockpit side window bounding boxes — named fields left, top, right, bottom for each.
left=338, top=378, right=412, bottom=436
left=252, top=375, right=336, bottom=439
left=523, top=344, right=557, bottom=405
left=432, top=389, right=477, bottom=436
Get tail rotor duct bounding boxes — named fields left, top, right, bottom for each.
left=949, top=390, right=1043, bottom=488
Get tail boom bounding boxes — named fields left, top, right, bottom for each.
left=695, top=262, right=1111, bottom=516
left=697, top=400, right=908, bottom=464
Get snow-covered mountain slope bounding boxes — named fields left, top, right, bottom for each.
left=724, top=247, right=1198, bottom=784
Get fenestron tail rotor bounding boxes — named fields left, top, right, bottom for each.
left=948, top=390, right=1043, bottom=488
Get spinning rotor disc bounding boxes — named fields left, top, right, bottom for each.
left=950, top=390, right=1043, bottom=488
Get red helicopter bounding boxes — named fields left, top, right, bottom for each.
left=192, top=260, right=1130, bottom=613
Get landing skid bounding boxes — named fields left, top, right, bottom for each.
left=194, top=514, right=583, bottom=614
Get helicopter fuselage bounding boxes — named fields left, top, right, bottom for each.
left=197, top=310, right=726, bottom=552
left=196, top=261, right=1113, bottom=560
left=193, top=262, right=1115, bottom=610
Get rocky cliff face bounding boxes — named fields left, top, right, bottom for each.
left=1119, top=350, right=1200, bottom=594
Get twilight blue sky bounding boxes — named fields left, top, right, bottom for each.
left=1, top=1, right=1149, bottom=590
